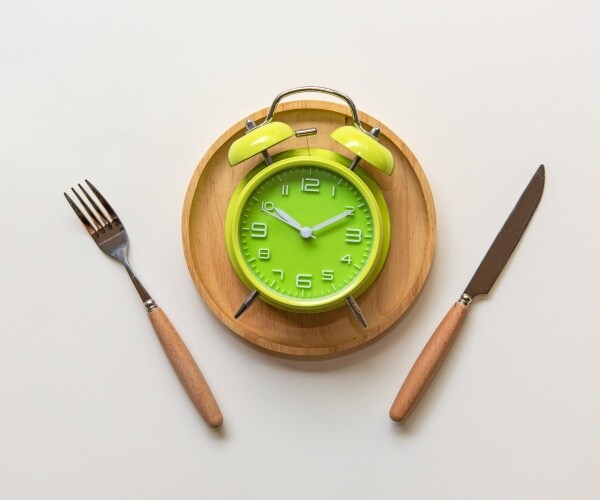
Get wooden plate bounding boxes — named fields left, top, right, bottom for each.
left=182, top=100, right=435, bottom=358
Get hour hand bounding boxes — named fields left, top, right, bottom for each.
left=274, top=208, right=316, bottom=239
left=274, top=207, right=302, bottom=230
left=261, top=205, right=315, bottom=239
left=261, top=205, right=297, bottom=229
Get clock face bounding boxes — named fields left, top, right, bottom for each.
left=230, top=158, right=382, bottom=311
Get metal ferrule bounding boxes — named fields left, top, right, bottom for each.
left=144, top=299, right=158, bottom=312
left=458, top=293, right=472, bottom=307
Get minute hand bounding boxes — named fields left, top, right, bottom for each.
left=312, top=210, right=352, bottom=232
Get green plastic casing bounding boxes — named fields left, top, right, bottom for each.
left=331, top=126, right=395, bottom=175
left=225, top=148, right=391, bottom=313
left=228, top=122, right=294, bottom=166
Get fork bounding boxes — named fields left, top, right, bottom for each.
left=64, top=180, right=223, bottom=428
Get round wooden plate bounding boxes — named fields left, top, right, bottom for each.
left=182, top=100, right=435, bottom=358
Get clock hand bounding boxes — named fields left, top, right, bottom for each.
left=311, top=209, right=352, bottom=233
left=262, top=206, right=292, bottom=225
left=273, top=207, right=302, bottom=230
left=261, top=208, right=304, bottom=233
left=274, top=207, right=316, bottom=239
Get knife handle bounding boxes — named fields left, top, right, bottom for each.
left=148, top=307, right=223, bottom=429
left=390, top=301, right=469, bottom=423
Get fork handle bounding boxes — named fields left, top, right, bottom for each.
left=148, top=307, right=223, bottom=428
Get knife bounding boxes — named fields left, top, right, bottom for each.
left=389, top=165, right=545, bottom=423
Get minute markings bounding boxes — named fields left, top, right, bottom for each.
left=239, top=165, right=374, bottom=299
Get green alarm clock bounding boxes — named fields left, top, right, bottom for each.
left=224, top=87, right=394, bottom=327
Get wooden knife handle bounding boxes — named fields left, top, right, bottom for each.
left=390, top=301, right=469, bottom=423
left=148, top=307, right=223, bottom=428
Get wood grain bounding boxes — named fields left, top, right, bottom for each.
left=389, top=301, right=469, bottom=422
left=148, top=307, right=223, bottom=428
left=182, top=100, right=436, bottom=358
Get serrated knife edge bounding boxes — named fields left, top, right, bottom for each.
left=464, top=165, right=545, bottom=300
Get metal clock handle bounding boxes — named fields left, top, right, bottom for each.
left=263, top=86, right=382, bottom=173
left=262, top=86, right=374, bottom=137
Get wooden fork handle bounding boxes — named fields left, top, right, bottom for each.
left=390, top=301, right=469, bottom=423
left=148, top=307, right=223, bottom=428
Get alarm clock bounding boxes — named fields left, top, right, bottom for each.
left=224, top=87, right=394, bottom=327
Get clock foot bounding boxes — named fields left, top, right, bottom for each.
left=346, top=296, right=367, bottom=328
left=234, top=290, right=260, bottom=319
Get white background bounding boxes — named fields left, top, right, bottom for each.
left=1, top=1, right=599, bottom=499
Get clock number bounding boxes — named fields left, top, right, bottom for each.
left=345, top=206, right=355, bottom=216
left=251, top=222, right=267, bottom=239
left=281, top=184, right=289, bottom=196
left=272, top=269, right=284, bottom=279
left=296, top=273, right=312, bottom=289
left=258, top=248, right=270, bottom=260
left=321, top=270, right=334, bottom=281
left=261, top=201, right=274, bottom=211
left=345, top=228, right=362, bottom=243
left=301, top=177, right=320, bottom=193
left=332, top=186, right=336, bottom=197
left=341, top=254, right=352, bottom=264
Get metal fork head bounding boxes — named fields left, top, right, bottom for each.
left=64, top=180, right=130, bottom=264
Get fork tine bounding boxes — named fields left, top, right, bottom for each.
left=64, top=192, right=96, bottom=235
left=85, top=179, right=118, bottom=222
left=78, top=183, right=110, bottom=226
left=71, top=187, right=103, bottom=230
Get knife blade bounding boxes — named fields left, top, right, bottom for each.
left=390, top=165, right=545, bottom=423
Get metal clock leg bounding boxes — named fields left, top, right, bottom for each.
left=234, top=289, right=260, bottom=318
left=345, top=296, right=367, bottom=328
